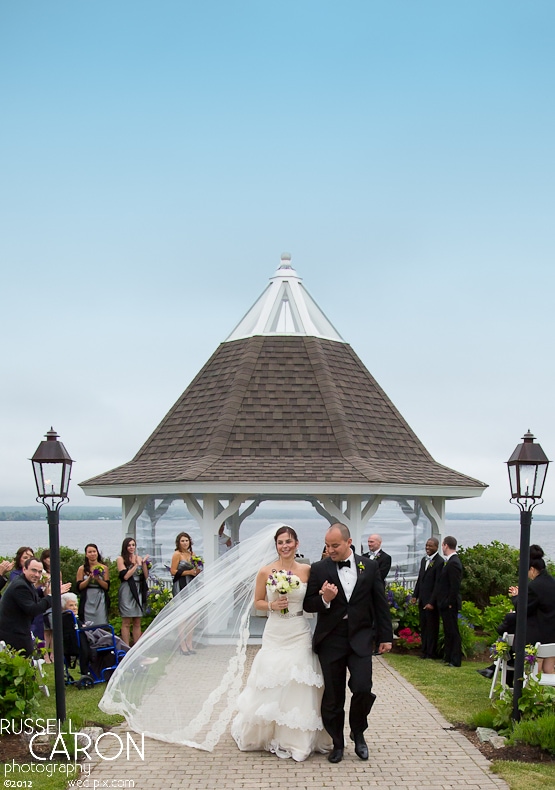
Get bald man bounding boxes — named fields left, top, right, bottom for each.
left=364, top=534, right=391, bottom=583
left=304, top=523, right=393, bottom=763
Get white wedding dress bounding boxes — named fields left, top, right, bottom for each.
left=231, top=583, right=332, bottom=761
left=100, top=524, right=332, bottom=757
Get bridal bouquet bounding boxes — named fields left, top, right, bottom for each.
left=266, top=570, right=301, bottom=614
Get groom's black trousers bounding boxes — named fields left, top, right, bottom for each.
left=317, top=620, right=376, bottom=749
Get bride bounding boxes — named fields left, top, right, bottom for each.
left=99, top=523, right=331, bottom=760
left=231, top=525, right=331, bottom=760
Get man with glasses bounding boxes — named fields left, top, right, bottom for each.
left=0, top=557, right=69, bottom=657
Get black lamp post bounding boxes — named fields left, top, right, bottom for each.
left=31, top=428, right=74, bottom=724
left=506, top=430, right=549, bottom=721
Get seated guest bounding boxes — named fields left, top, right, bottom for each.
left=0, top=557, right=70, bottom=657
left=61, top=593, right=129, bottom=677
left=525, top=558, right=555, bottom=673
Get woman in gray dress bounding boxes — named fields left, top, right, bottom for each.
left=117, top=537, right=150, bottom=646
left=76, top=544, right=110, bottom=626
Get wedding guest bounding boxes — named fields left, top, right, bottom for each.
left=411, top=537, right=443, bottom=659
left=218, top=523, right=232, bottom=555
left=0, top=559, right=15, bottom=595
left=170, top=533, right=201, bottom=596
left=10, top=546, right=34, bottom=580
left=117, top=538, right=149, bottom=646
left=0, top=557, right=71, bottom=657
left=435, top=536, right=463, bottom=667
left=38, top=550, right=53, bottom=662
left=304, top=523, right=393, bottom=763
left=76, top=544, right=110, bottom=625
left=28, top=549, right=52, bottom=659
left=363, top=534, right=391, bottom=582
left=510, top=557, right=555, bottom=673
left=61, top=592, right=129, bottom=677
left=170, top=532, right=202, bottom=654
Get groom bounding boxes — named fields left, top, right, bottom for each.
left=304, top=523, right=393, bottom=763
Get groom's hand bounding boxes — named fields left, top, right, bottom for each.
left=320, top=581, right=338, bottom=603
left=377, top=642, right=393, bottom=654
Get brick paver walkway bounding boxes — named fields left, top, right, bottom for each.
left=87, top=657, right=508, bottom=790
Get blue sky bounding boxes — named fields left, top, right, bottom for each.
left=1, top=1, right=554, bottom=512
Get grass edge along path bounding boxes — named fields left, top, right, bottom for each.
left=384, top=653, right=555, bottom=790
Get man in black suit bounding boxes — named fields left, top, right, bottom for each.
left=435, top=536, right=463, bottom=667
left=364, top=534, right=391, bottom=582
left=0, top=557, right=54, bottom=656
left=411, top=537, right=443, bottom=659
left=304, top=523, right=393, bottom=764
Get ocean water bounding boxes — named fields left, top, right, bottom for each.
left=1, top=514, right=554, bottom=576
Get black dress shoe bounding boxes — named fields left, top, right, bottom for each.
left=477, top=668, right=494, bottom=679
left=349, top=731, right=369, bottom=760
left=328, top=748, right=344, bottom=763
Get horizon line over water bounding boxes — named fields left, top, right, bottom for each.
left=1, top=516, right=553, bottom=576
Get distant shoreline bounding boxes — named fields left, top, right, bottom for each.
left=0, top=507, right=121, bottom=521
left=1, top=506, right=554, bottom=522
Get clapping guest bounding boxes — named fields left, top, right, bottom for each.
left=10, top=547, right=34, bottom=580
left=0, top=557, right=71, bottom=657
left=0, top=559, right=15, bottom=595
left=510, top=557, right=555, bottom=674
left=117, top=538, right=149, bottom=646
left=76, top=544, right=110, bottom=626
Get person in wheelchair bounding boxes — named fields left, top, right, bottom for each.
left=61, top=593, right=129, bottom=682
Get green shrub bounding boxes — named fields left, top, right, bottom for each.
left=458, top=541, right=520, bottom=608
left=510, top=712, right=555, bottom=754
left=437, top=614, right=478, bottom=658
left=492, top=677, right=555, bottom=735
left=480, top=595, right=514, bottom=637
left=469, top=709, right=496, bottom=729
left=0, top=647, right=42, bottom=719
left=461, top=600, right=482, bottom=628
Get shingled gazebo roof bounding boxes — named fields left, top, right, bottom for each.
left=80, top=256, right=485, bottom=498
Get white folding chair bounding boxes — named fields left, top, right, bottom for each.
left=489, top=633, right=514, bottom=699
left=530, top=642, right=555, bottom=686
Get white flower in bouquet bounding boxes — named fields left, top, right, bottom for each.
left=266, top=570, right=301, bottom=613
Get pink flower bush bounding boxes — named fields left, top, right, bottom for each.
left=396, top=628, right=422, bottom=650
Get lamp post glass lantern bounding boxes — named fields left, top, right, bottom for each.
left=30, top=428, right=74, bottom=724
left=506, top=430, right=549, bottom=722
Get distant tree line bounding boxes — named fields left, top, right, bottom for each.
left=0, top=507, right=121, bottom=521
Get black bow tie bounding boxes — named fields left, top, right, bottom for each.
left=337, top=559, right=351, bottom=569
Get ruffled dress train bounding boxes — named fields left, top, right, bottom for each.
left=231, top=583, right=332, bottom=761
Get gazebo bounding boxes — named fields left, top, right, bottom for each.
left=80, top=254, right=487, bottom=564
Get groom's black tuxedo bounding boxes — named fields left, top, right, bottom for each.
left=304, top=553, right=393, bottom=749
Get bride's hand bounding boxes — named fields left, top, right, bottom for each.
left=276, top=595, right=288, bottom=609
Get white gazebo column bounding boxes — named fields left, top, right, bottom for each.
left=121, top=495, right=147, bottom=540
left=183, top=493, right=248, bottom=564
left=419, top=497, right=446, bottom=545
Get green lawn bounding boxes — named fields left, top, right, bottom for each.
left=385, top=653, right=555, bottom=790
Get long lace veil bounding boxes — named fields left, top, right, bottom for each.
left=99, top=523, right=283, bottom=750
